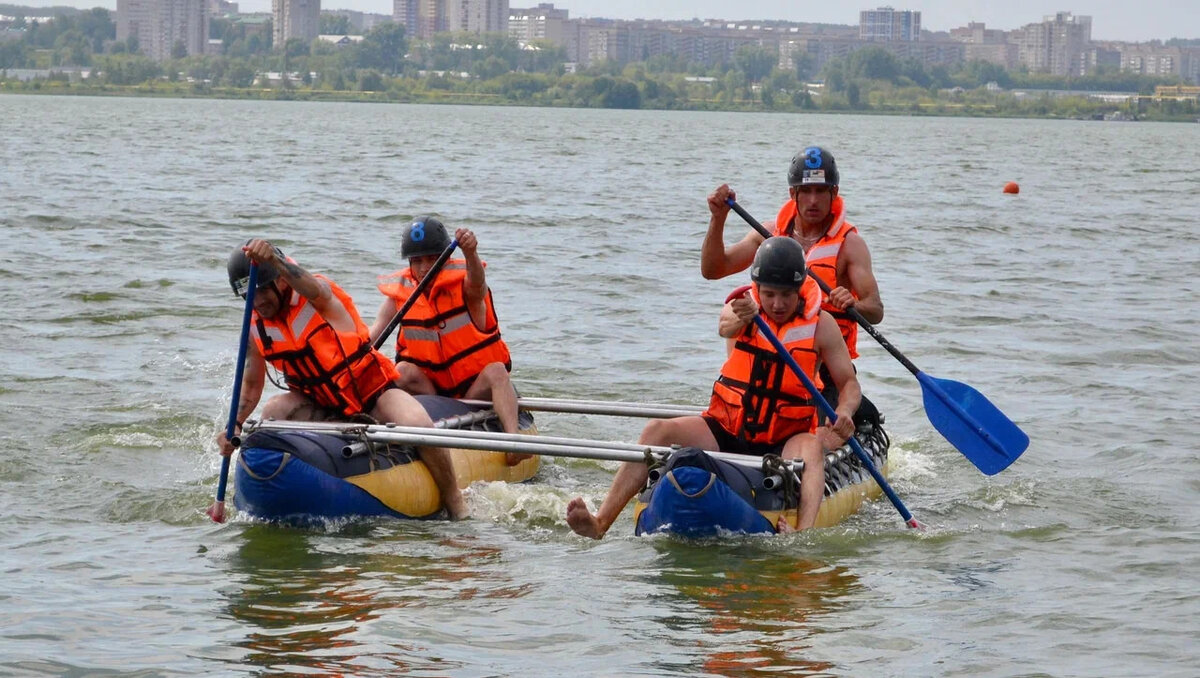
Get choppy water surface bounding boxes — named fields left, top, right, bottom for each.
left=1, top=95, right=1197, bottom=676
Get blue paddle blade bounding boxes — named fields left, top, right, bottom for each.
left=917, top=373, right=1029, bottom=475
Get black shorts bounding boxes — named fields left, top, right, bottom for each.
left=817, top=363, right=879, bottom=428
left=296, top=381, right=401, bottom=422
left=702, top=416, right=785, bottom=457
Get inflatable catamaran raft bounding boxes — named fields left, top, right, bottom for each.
left=234, top=395, right=891, bottom=536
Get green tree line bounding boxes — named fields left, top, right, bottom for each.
left=2, top=17, right=1195, bottom=121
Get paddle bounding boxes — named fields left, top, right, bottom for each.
left=372, top=239, right=459, bottom=351
left=725, top=198, right=1028, bottom=475
left=726, top=285, right=922, bottom=529
left=207, top=263, right=259, bottom=523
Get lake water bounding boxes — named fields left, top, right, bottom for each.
left=1, top=94, right=1197, bottom=676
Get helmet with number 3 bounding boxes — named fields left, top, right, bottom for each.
left=401, top=216, right=451, bottom=259
left=787, top=146, right=839, bottom=188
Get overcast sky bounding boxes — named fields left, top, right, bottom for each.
left=15, top=0, right=1199, bottom=42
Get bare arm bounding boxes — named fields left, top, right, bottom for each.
left=245, top=240, right=356, bottom=334
left=702, top=229, right=765, bottom=280
left=700, top=183, right=765, bottom=279
left=456, top=228, right=490, bottom=330
left=235, top=342, right=267, bottom=426
left=816, top=312, right=860, bottom=441
left=217, top=343, right=266, bottom=455
left=368, top=296, right=398, bottom=344
left=835, top=231, right=884, bottom=324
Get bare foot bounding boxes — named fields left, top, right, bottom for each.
left=505, top=452, right=533, bottom=467
left=776, top=515, right=797, bottom=533
left=565, top=497, right=605, bottom=539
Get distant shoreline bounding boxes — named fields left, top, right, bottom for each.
left=4, top=82, right=1197, bottom=123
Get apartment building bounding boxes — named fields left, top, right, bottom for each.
left=273, top=0, right=320, bottom=44
left=1015, top=11, right=1091, bottom=76
left=859, top=6, right=920, bottom=42
left=116, top=0, right=207, bottom=60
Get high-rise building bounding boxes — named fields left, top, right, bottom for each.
left=116, top=0, right=207, bottom=60
left=446, top=0, right=508, bottom=34
left=273, top=0, right=320, bottom=45
left=859, top=6, right=920, bottom=42
left=393, top=0, right=418, bottom=35
left=1015, top=11, right=1091, bottom=76
left=949, top=22, right=1017, bottom=70
left=509, top=3, right=567, bottom=43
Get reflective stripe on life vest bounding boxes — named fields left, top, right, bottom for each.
left=377, top=260, right=512, bottom=397
left=775, top=195, right=861, bottom=359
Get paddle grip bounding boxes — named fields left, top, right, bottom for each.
left=751, top=314, right=919, bottom=528
left=216, top=263, right=259, bottom=508
left=372, top=238, right=459, bottom=351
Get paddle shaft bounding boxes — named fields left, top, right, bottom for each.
left=727, top=198, right=1018, bottom=467
left=372, top=238, right=459, bottom=351
left=727, top=199, right=925, bottom=374
left=213, top=263, right=259, bottom=517
left=747, top=313, right=920, bottom=529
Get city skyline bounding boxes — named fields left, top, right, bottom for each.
left=10, top=0, right=1200, bottom=43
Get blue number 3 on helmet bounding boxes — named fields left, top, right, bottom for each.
left=788, top=146, right=839, bottom=188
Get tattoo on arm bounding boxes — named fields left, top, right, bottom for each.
left=281, top=260, right=305, bottom=279
left=237, top=396, right=255, bottom=425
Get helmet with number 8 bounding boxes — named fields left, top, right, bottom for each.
left=787, top=146, right=839, bottom=188
left=401, top=216, right=451, bottom=259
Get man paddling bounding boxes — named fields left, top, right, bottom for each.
left=567, top=237, right=860, bottom=538
left=370, top=217, right=529, bottom=466
left=217, top=239, right=468, bottom=520
left=701, top=147, right=882, bottom=415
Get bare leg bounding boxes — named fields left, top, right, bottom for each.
left=781, top=433, right=825, bottom=530
left=260, top=392, right=327, bottom=421
left=566, top=416, right=718, bottom=539
left=464, top=362, right=526, bottom=465
left=372, top=388, right=468, bottom=520
left=395, top=362, right=438, bottom=396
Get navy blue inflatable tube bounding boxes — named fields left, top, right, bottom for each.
left=635, top=466, right=775, bottom=537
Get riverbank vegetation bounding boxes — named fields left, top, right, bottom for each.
left=2, top=9, right=1197, bottom=122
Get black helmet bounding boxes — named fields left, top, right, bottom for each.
left=401, top=216, right=451, bottom=259
left=751, top=237, right=807, bottom=289
left=227, top=241, right=284, bottom=298
left=787, top=146, right=839, bottom=188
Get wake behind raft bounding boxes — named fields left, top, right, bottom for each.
left=233, top=395, right=539, bottom=525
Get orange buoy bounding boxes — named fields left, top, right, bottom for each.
left=1003, top=181, right=1020, bottom=194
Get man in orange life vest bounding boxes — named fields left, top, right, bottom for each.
left=369, top=217, right=529, bottom=465
left=217, top=239, right=468, bottom=520
left=566, top=237, right=860, bottom=538
left=701, top=147, right=882, bottom=414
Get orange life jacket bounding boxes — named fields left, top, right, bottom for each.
left=251, top=275, right=400, bottom=417
left=377, top=260, right=512, bottom=397
left=775, top=195, right=861, bottom=359
left=703, top=279, right=824, bottom=446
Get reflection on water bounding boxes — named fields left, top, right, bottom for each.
left=218, top=524, right=532, bottom=675
left=646, top=539, right=862, bottom=676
